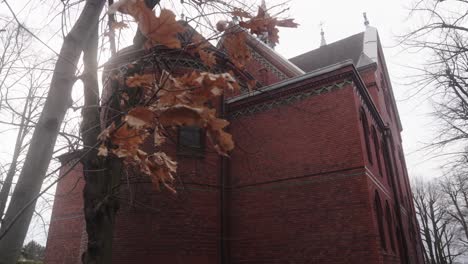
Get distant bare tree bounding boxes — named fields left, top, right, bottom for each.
left=0, top=20, right=52, bottom=224
left=440, top=174, right=468, bottom=247
left=21, top=240, right=45, bottom=262
left=403, top=2, right=468, bottom=261
left=412, top=179, right=464, bottom=264
left=402, top=0, right=468, bottom=170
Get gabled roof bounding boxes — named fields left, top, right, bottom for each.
left=289, top=32, right=365, bottom=72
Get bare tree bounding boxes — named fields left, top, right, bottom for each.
left=0, top=1, right=106, bottom=262
left=402, top=0, right=468, bottom=171
left=413, top=178, right=466, bottom=263
left=440, top=174, right=468, bottom=247
left=0, top=16, right=54, bottom=233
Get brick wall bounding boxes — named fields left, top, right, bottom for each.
left=44, top=162, right=85, bottom=264
left=227, top=81, right=384, bottom=263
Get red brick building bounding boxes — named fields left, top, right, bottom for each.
left=44, top=22, right=424, bottom=264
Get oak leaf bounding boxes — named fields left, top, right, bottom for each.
left=126, top=74, right=154, bottom=88
left=98, top=144, right=109, bottom=157
left=112, top=0, right=184, bottom=49
left=276, top=18, right=299, bottom=28
left=201, top=108, right=234, bottom=155
left=199, top=49, right=217, bottom=68
left=153, top=125, right=166, bottom=146
left=223, top=31, right=251, bottom=69
left=232, top=8, right=252, bottom=19
left=159, top=105, right=204, bottom=127
left=125, top=106, right=155, bottom=128
left=144, top=152, right=177, bottom=192
left=111, top=124, right=148, bottom=158
left=236, top=3, right=299, bottom=45
left=110, top=21, right=129, bottom=30
left=143, top=9, right=185, bottom=49
left=98, top=122, right=116, bottom=141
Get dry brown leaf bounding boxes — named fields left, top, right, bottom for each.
left=143, top=9, right=185, bottom=49
left=224, top=31, right=251, bottom=69
left=98, top=123, right=116, bottom=141
left=111, top=21, right=129, bottom=30
left=200, top=108, right=234, bottom=155
left=187, top=34, right=210, bottom=56
left=159, top=105, right=204, bottom=127
left=113, top=1, right=184, bottom=49
left=98, top=144, right=109, bottom=157
left=126, top=107, right=155, bottom=128
left=236, top=4, right=298, bottom=45
left=276, top=18, right=299, bottom=28
left=199, top=49, right=217, bottom=68
left=153, top=126, right=166, bottom=146
left=111, top=124, right=148, bottom=158
left=145, top=152, right=177, bottom=192
left=126, top=74, right=154, bottom=88
left=232, top=8, right=252, bottom=18
left=157, top=72, right=239, bottom=108
left=215, top=130, right=234, bottom=154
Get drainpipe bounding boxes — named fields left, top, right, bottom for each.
left=219, top=95, right=229, bottom=264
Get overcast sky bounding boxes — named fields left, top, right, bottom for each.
left=0, top=0, right=447, bottom=244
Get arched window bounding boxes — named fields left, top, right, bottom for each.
left=385, top=201, right=396, bottom=252
left=372, top=126, right=383, bottom=176
left=374, top=191, right=386, bottom=250
left=360, top=108, right=373, bottom=164
left=381, top=139, right=393, bottom=187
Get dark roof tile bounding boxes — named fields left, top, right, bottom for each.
left=289, top=32, right=364, bottom=72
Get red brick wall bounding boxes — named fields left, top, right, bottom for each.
left=44, top=162, right=85, bottom=264
left=229, top=84, right=363, bottom=186
left=227, top=81, right=386, bottom=263
left=358, top=59, right=424, bottom=264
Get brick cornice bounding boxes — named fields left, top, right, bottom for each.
left=227, top=62, right=356, bottom=112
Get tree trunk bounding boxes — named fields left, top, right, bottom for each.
left=0, top=88, right=29, bottom=222
left=0, top=1, right=105, bottom=263
left=80, top=17, right=122, bottom=264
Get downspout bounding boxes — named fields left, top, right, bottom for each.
left=219, top=95, right=229, bottom=264
left=383, top=128, right=410, bottom=264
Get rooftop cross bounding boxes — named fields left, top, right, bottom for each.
left=320, top=22, right=327, bottom=47
left=363, top=12, right=370, bottom=27
left=260, top=0, right=267, bottom=15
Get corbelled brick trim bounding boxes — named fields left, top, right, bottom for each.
left=229, top=79, right=353, bottom=119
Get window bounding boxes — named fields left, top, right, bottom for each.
left=374, top=191, right=387, bottom=250
left=360, top=108, right=373, bottom=164
left=372, top=126, right=383, bottom=176
left=386, top=201, right=396, bottom=252
left=177, top=126, right=205, bottom=157
left=381, top=140, right=393, bottom=187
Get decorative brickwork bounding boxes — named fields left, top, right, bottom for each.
left=230, top=80, right=353, bottom=119
left=249, top=47, right=289, bottom=81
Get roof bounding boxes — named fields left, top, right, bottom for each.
left=289, top=32, right=365, bottom=72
